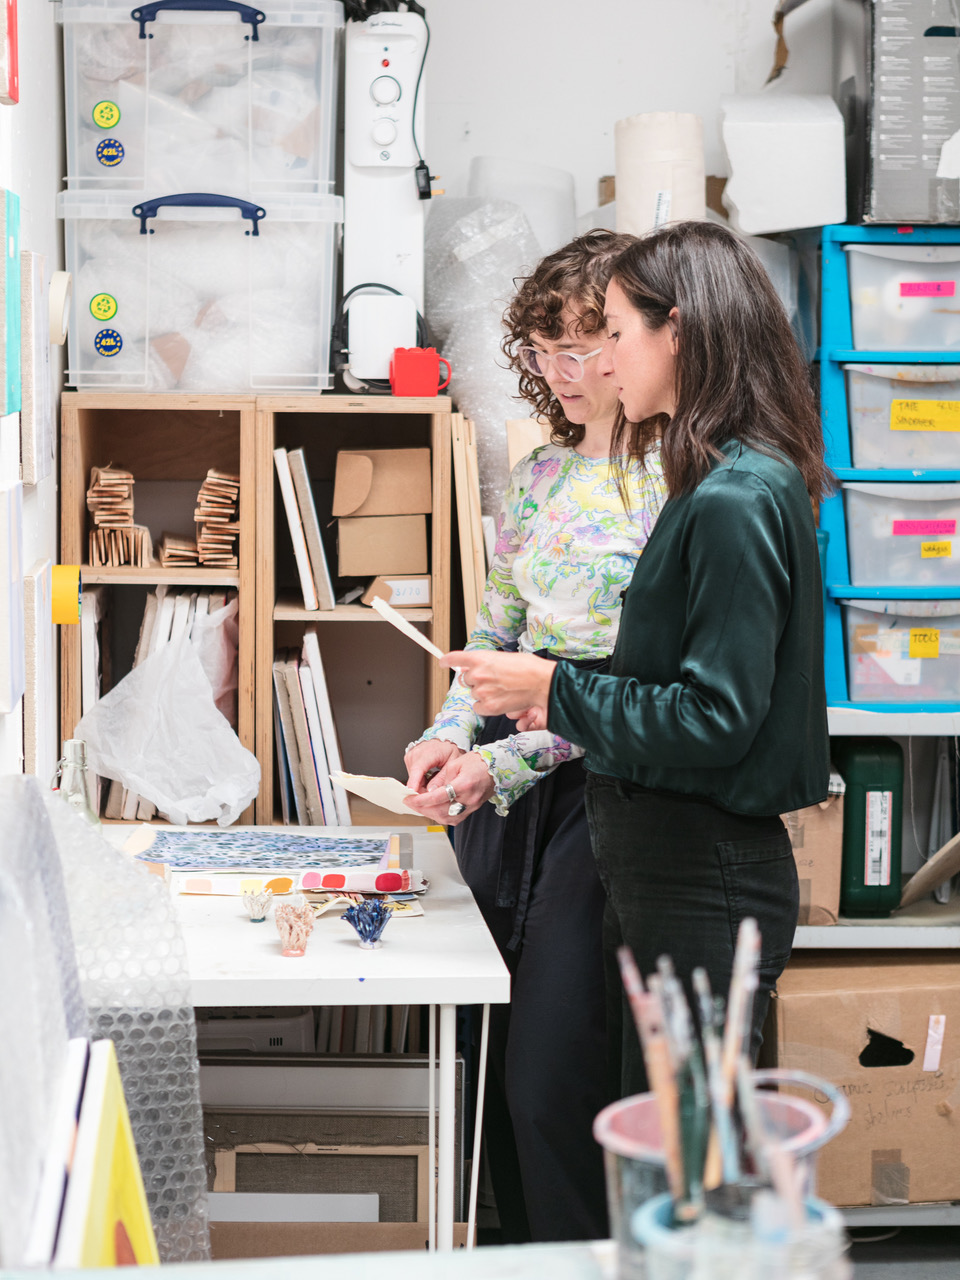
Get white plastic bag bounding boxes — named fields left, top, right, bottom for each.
left=76, top=632, right=259, bottom=825
left=191, top=594, right=240, bottom=727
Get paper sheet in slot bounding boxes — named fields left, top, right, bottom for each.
left=331, top=771, right=418, bottom=815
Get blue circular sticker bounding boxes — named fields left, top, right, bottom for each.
left=96, top=137, right=124, bottom=167
left=94, top=328, right=123, bottom=357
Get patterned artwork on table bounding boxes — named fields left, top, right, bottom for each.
left=133, top=830, right=391, bottom=871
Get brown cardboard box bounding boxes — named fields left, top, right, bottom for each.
left=210, top=1221, right=471, bottom=1258
left=338, top=515, right=427, bottom=577
left=332, top=449, right=432, bottom=518
left=765, top=952, right=960, bottom=1206
left=782, top=793, right=843, bottom=926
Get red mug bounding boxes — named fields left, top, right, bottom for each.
left=390, top=347, right=452, bottom=397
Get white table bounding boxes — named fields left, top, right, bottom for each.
left=169, top=827, right=511, bottom=1252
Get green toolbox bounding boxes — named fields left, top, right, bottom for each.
left=832, top=737, right=903, bottom=918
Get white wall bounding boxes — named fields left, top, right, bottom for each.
left=425, top=0, right=834, bottom=217
left=0, top=5, right=65, bottom=776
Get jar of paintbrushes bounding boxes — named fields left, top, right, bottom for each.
left=595, top=920, right=852, bottom=1280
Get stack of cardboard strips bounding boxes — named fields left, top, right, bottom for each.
left=86, top=466, right=152, bottom=568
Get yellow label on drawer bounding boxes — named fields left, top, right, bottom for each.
left=891, top=399, right=960, bottom=432
left=922, top=540, right=952, bottom=558
left=909, top=628, right=940, bottom=658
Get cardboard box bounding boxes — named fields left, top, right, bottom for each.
left=765, top=952, right=960, bottom=1206
left=834, top=0, right=960, bottom=223
left=337, top=515, right=427, bottom=577
left=332, top=449, right=432, bottom=518
left=361, top=575, right=431, bottom=608
left=782, top=793, right=844, bottom=926
left=210, top=1221, right=471, bottom=1258
left=720, top=94, right=846, bottom=234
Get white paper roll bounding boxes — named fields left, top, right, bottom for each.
left=614, top=113, right=706, bottom=236
left=48, top=271, right=72, bottom=345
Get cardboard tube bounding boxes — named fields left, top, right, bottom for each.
left=52, top=565, right=81, bottom=624
left=615, top=112, right=706, bottom=236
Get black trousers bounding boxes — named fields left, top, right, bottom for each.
left=584, top=773, right=799, bottom=1099
left=454, top=724, right=609, bottom=1243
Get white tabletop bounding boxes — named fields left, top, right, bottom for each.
left=0, top=1240, right=616, bottom=1280
left=168, top=827, right=511, bottom=1008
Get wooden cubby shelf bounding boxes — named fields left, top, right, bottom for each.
left=256, top=395, right=453, bottom=825
left=60, top=392, right=258, bottom=822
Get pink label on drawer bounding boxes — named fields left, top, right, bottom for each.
left=892, top=519, right=957, bottom=535
left=900, top=280, right=956, bottom=297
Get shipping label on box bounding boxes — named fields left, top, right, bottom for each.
left=782, top=792, right=844, bottom=926
left=361, top=575, right=431, bottom=608
left=767, top=953, right=960, bottom=1206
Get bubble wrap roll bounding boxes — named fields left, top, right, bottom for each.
left=44, top=795, right=211, bottom=1264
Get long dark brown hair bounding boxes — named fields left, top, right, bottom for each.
left=609, top=221, right=831, bottom=501
left=501, top=230, right=659, bottom=474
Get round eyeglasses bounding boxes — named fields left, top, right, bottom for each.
left=518, top=345, right=603, bottom=382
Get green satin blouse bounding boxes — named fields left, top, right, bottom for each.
left=548, top=440, right=830, bottom=816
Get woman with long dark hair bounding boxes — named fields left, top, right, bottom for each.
left=446, top=220, right=831, bottom=1095
left=403, top=230, right=667, bottom=1240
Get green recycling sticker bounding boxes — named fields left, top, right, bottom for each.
left=90, top=293, right=118, bottom=322
left=92, top=100, right=120, bottom=130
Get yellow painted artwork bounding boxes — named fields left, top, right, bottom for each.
left=54, top=1039, right=159, bottom=1267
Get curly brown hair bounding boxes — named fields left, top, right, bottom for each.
left=502, top=229, right=634, bottom=447
left=501, top=231, right=660, bottom=493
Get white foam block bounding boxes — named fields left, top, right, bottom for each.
left=721, top=94, right=846, bottom=235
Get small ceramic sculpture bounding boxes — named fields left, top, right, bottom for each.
left=242, top=889, right=273, bottom=923
left=342, top=898, right=393, bottom=949
left=275, top=902, right=315, bottom=957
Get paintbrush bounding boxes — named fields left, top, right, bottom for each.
left=651, top=965, right=709, bottom=1221
left=693, top=968, right=741, bottom=1187
left=617, top=948, right=686, bottom=1212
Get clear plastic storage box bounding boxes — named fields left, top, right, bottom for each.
left=845, top=244, right=960, bottom=350
left=59, top=0, right=343, bottom=195
left=60, top=188, right=342, bottom=391
left=844, top=364, right=960, bottom=469
left=842, top=598, right=960, bottom=703
left=843, top=481, right=960, bottom=586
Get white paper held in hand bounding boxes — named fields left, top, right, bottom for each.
left=370, top=593, right=444, bottom=659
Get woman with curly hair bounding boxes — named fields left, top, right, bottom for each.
left=403, top=230, right=667, bottom=1243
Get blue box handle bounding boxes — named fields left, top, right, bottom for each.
left=131, top=0, right=266, bottom=40
left=132, top=192, right=267, bottom=235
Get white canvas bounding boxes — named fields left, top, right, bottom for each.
left=20, top=252, right=53, bottom=486
left=23, top=558, right=56, bottom=779
left=0, top=476, right=24, bottom=713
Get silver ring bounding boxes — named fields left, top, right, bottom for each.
left=447, top=802, right=466, bottom=817
left=445, top=783, right=457, bottom=803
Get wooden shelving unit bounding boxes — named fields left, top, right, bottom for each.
left=59, top=393, right=453, bottom=827
left=60, top=392, right=258, bottom=821
left=256, top=395, right=453, bottom=824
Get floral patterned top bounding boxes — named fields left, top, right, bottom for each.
left=420, top=441, right=668, bottom=813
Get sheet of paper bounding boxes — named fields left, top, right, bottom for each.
left=330, top=770, right=418, bottom=816
left=370, top=594, right=444, bottom=659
